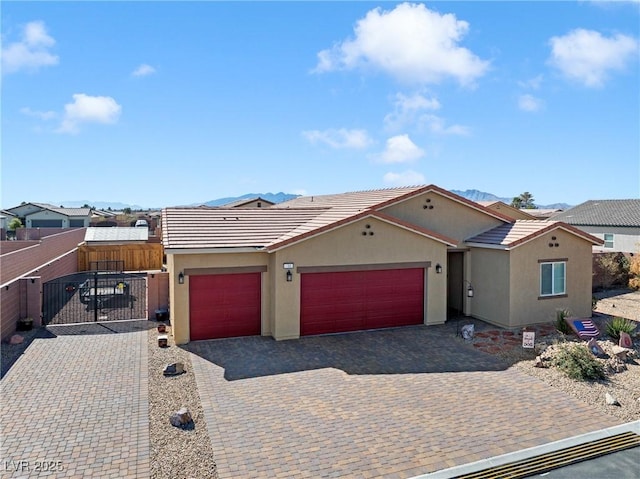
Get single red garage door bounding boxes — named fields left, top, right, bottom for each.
left=189, top=273, right=261, bottom=340
left=301, top=268, right=424, bottom=336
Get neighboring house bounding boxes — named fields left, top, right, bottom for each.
left=551, top=199, right=640, bottom=253
left=220, top=197, right=276, bottom=208
left=5, top=203, right=91, bottom=228
left=162, top=185, right=602, bottom=345
left=476, top=201, right=537, bottom=220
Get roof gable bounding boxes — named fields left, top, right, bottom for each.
left=265, top=210, right=458, bottom=252
left=466, top=220, right=604, bottom=250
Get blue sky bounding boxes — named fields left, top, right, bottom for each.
left=2, top=1, right=639, bottom=209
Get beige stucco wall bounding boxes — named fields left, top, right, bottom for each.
left=468, top=247, right=511, bottom=327
left=508, top=230, right=594, bottom=328
left=169, top=216, right=448, bottom=343
left=271, top=216, right=449, bottom=340
left=168, top=251, right=270, bottom=344
left=380, top=192, right=505, bottom=246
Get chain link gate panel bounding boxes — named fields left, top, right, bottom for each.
left=43, top=272, right=147, bottom=325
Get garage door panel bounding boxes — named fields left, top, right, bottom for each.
left=189, top=273, right=261, bottom=340
left=301, top=268, right=424, bottom=336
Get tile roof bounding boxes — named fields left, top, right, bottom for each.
left=49, top=207, right=92, bottom=216
left=162, top=207, right=332, bottom=250
left=466, top=220, right=603, bottom=249
left=272, top=186, right=425, bottom=211
left=275, top=184, right=515, bottom=223
left=163, top=185, right=515, bottom=251
left=220, top=197, right=275, bottom=208
left=550, top=199, right=640, bottom=227
left=84, top=227, right=148, bottom=242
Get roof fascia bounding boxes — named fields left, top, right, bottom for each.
left=164, top=247, right=265, bottom=255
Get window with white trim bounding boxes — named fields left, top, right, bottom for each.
left=540, top=261, right=566, bottom=296
left=603, top=233, right=614, bottom=248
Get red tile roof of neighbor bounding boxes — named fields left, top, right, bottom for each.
left=466, top=220, right=604, bottom=249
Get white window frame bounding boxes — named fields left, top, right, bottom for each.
left=603, top=233, right=614, bottom=249
left=540, top=261, right=566, bottom=297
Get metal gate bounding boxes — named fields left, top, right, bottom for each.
left=42, top=272, right=147, bottom=325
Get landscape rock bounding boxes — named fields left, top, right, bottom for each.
left=611, top=345, right=630, bottom=362
left=534, top=356, right=546, bottom=368
left=8, top=334, right=24, bottom=345
left=163, top=362, right=185, bottom=376
left=169, top=407, right=193, bottom=428
left=605, top=392, right=621, bottom=406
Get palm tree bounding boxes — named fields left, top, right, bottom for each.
left=511, top=191, right=537, bottom=209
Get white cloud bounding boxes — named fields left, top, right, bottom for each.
left=302, top=128, right=373, bottom=149
left=1, top=20, right=59, bottom=74
left=384, top=91, right=440, bottom=129
left=20, top=107, right=57, bottom=120
left=422, top=115, right=470, bottom=135
left=517, top=74, right=544, bottom=90
left=518, top=94, right=544, bottom=112
left=57, top=94, right=122, bottom=134
left=383, top=170, right=426, bottom=185
left=132, top=64, right=156, bottom=77
left=548, top=28, right=638, bottom=87
left=313, top=2, right=489, bottom=86
left=375, top=134, right=425, bottom=164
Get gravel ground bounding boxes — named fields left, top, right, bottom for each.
left=148, top=322, right=219, bottom=479
left=508, top=289, right=640, bottom=424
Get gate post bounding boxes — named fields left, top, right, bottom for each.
left=21, top=277, right=42, bottom=328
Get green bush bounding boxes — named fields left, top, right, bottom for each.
left=555, top=309, right=572, bottom=335
left=552, top=343, right=605, bottom=381
left=605, top=317, right=637, bottom=342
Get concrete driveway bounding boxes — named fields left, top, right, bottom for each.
left=185, top=324, right=623, bottom=479
left=1, top=321, right=151, bottom=479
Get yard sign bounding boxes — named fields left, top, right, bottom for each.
left=522, top=331, right=535, bottom=349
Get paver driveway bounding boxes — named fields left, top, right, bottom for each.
left=1, top=321, right=151, bottom=479
left=186, top=324, right=623, bottom=479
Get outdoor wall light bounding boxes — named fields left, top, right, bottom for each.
left=464, top=280, right=474, bottom=298
left=435, top=263, right=443, bottom=274
left=286, top=270, right=293, bottom=282
left=178, top=272, right=185, bottom=284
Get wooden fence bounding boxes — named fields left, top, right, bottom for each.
left=78, top=243, right=164, bottom=271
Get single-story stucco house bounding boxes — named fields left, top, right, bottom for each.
left=162, top=185, right=603, bottom=344
left=5, top=202, right=91, bottom=228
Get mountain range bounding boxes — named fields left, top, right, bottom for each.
left=58, top=190, right=571, bottom=210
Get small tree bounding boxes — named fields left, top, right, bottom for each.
left=8, top=218, right=22, bottom=230
left=123, top=207, right=132, bottom=215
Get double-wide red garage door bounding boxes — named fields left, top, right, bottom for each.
left=300, top=268, right=424, bottom=336
left=189, top=273, right=261, bottom=340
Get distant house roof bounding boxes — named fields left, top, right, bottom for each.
left=46, top=207, right=92, bottom=217
left=550, top=199, right=640, bottom=227
left=524, top=208, right=564, bottom=219
left=220, top=197, right=276, bottom=208
left=84, top=227, right=148, bottom=242
left=476, top=201, right=537, bottom=220
left=466, top=220, right=603, bottom=250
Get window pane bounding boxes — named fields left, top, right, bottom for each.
left=604, top=234, right=614, bottom=248
left=553, top=262, right=565, bottom=294
left=541, top=263, right=552, bottom=295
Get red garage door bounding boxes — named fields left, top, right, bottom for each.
left=189, top=273, right=261, bottom=340
left=301, top=268, right=424, bottom=336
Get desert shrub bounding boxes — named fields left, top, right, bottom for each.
left=592, top=296, right=599, bottom=310
left=605, top=316, right=637, bottom=342
left=629, top=253, right=640, bottom=290
left=593, top=253, right=630, bottom=290
left=552, top=343, right=605, bottom=381
left=555, top=309, right=572, bottom=335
